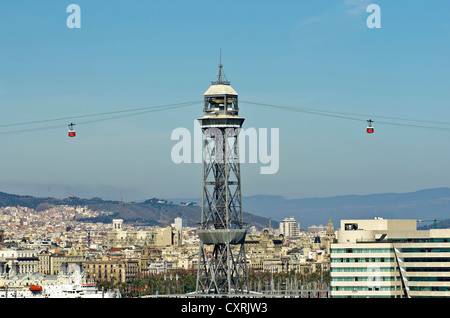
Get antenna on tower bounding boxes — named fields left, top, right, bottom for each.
left=212, top=49, right=230, bottom=85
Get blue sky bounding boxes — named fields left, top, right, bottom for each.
left=0, top=1, right=450, bottom=202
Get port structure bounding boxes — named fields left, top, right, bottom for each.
left=195, top=59, right=249, bottom=295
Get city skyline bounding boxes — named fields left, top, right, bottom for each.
left=1, top=1, right=450, bottom=203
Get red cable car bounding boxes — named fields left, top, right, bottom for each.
left=68, top=123, right=76, bottom=137
left=366, top=119, right=374, bottom=134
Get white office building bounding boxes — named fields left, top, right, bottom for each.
left=173, top=217, right=186, bottom=230
left=279, top=217, right=300, bottom=238
left=330, top=218, right=450, bottom=298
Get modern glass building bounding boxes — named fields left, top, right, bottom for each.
left=330, top=218, right=450, bottom=298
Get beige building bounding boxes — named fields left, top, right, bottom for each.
left=106, top=219, right=182, bottom=249
left=84, top=255, right=139, bottom=284
left=331, top=218, right=450, bottom=298
left=245, top=221, right=336, bottom=275
left=37, top=248, right=84, bottom=275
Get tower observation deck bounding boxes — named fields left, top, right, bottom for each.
left=195, top=59, right=249, bottom=295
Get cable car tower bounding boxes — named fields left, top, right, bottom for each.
left=195, top=57, right=249, bottom=295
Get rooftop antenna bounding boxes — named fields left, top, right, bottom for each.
left=212, top=49, right=229, bottom=85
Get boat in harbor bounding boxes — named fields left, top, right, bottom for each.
left=0, top=281, right=121, bottom=298
left=0, top=262, right=121, bottom=298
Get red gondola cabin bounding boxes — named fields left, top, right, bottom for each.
left=366, top=120, right=374, bottom=134
left=68, top=123, right=76, bottom=137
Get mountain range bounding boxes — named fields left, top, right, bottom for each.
left=1, top=187, right=450, bottom=230
left=0, top=191, right=273, bottom=229
left=171, top=187, right=450, bottom=229
left=246, top=187, right=450, bottom=229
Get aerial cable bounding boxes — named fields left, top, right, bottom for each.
left=75, top=102, right=198, bottom=126
left=241, top=100, right=450, bottom=125
left=241, top=100, right=450, bottom=126
left=0, top=124, right=66, bottom=136
left=0, top=101, right=201, bottom=129
left=241, top=100, right=450, bottom=132
left=0, top=101, right=200, bottom=136
left=2, top=99, right=450, bottom=136
left=371, top=119, right=450, bottom=132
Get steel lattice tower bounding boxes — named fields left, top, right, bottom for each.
left=195, top=59, right=249, bottom=295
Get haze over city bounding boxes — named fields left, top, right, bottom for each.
left=1, top=1, right=450, bottom=203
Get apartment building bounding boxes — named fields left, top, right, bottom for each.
left=330, top=218, right=450, bottom=298
left=279, top=217, right=300, bottom=238
left=84, top=255, right=140, bottom=283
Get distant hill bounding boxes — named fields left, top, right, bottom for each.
left=0, top=192, right=273, bottom=230
left=240, top=188, right=450, bottom=229
left=2, top=187, right=450, bottom=230
left=171, top=188, right=450, bottom=229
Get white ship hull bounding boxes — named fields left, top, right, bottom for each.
left=0, top=284, right=121, bottom=298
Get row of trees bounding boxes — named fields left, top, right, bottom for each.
left=97, top=268, right=330, bottom=298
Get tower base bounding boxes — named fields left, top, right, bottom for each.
left=196, top=236, right=249, bottom=295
